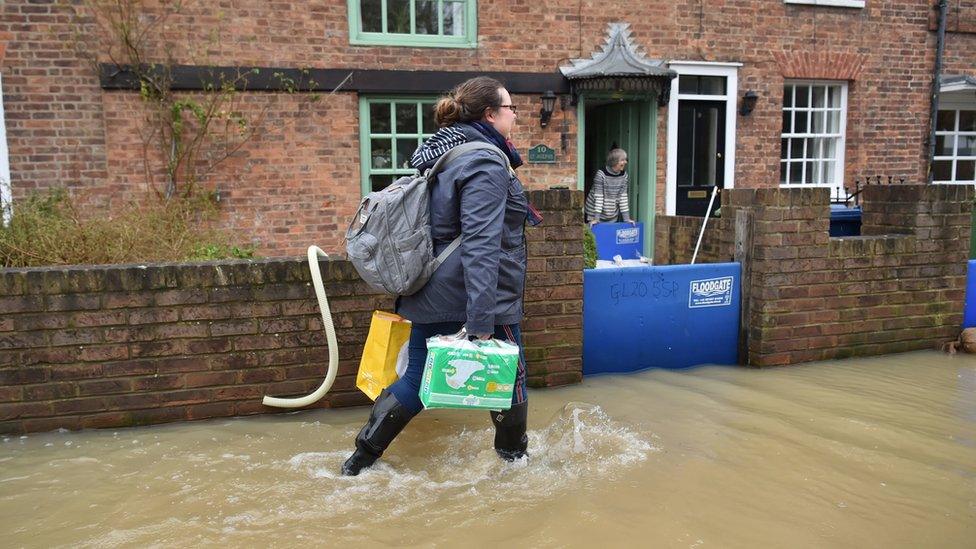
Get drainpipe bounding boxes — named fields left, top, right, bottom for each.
left=0, top=73, right=11, bottom=226
left=927, top=0, right=948, bottom=184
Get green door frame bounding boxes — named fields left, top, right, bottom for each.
left=576, top=92, right=659, bottom=259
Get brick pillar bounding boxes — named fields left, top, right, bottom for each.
left=523, top=189, right=584, bottom=387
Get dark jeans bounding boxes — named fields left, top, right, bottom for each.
left=387, top=321, right=529, bottom=415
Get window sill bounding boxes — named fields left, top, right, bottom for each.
left=784, top=0, right=865, bottom=8
left=349, top=35, right=477, bottom=49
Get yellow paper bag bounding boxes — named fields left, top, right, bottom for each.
left=356, top=311, right=412, bottom=401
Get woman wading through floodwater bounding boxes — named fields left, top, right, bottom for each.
left=342, top=76, right=540, bottom=476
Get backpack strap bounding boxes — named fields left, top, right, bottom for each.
left=428, top=141, right=511, bottom=267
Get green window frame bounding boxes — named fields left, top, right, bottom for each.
left=347, top=0, right=477, bottom=48
left=359, top=96, right=439, bottom=195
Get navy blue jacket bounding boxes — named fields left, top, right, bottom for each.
left=397, top=124, right=528, bottom=334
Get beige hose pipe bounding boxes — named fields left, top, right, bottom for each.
left=262, top=246, right=339, bottom=408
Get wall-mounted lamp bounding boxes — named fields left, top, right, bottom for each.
left=739, top=90, right=759, bottom=116
left=540, top=90, right=557, bottom=128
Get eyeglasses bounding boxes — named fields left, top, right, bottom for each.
left=498, top=104, right=518, bottom=114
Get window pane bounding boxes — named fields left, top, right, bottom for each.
left=780, top=138, right=789, bottom=160
left=780, top=161, right=788, bottom=184
left=387, top=0, right=410, bottom=33
left=810, top=137, right=825, bottom=160
left=804, top=161, right=814, bottom=184
left=370, top=138, right=392, bottom=169
left=782, top=111, right=792, bottom=134
left=679, top=76, right=698, bottom=95
left=825, top=86, right=840, bottom=108
left=783, top=86, right=793, bottom=108
left=811, top=160, right=824, bottom=184
left=789, top=138, right=805, bottom=159
left=676, top=104, right=695, bottom=186
left=822, top=160, right=835, bottom=184
left=822, top=137, right=837, bottom=161
left=443, top=1, right=465, bottom=36
left=416, top=0, right=438, bottom=34
left=958, top=161, right=975, bottom=182
left=395, top=102, right=418, bottom=133
left=795, top=85, right=810, bottom=108
left=421, top=103, right=437, bottom=134
left=935, top=135, right=955, bottom=156
left=811, top=86, right=826, bottom=108
left=959, top=135, right=976, bottom=157
left=789, top=161, right=803, bottom=184
left=795, top=110, right=809, bottom=134
left=932, top=160, right=952, bottom=182
left=936, top=110, right=956, bottom=131
left=369, top=103, right=391, bottom=133
left=371, top=174, right=395, bottom=192
left=960, top=111, right=976, bottom=132
left=811, top=111, right=826, bottom=134
left=699, top=76, right=726, bottom=95
left=827, top=111, right=841, bottom=133
left=360, top=0, right=382, bottom=32
left=396, top=138, right=417, bottom=169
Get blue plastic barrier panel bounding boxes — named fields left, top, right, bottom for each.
left=583, top=262, right=741, bottom=374
left=965, top=260, right=976, bottom=328
left=591, top=222, right=644, bottom=260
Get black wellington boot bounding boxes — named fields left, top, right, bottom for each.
left=489, top=401, right=528, bottom=461
left=341, top=389, right=416, bottom=476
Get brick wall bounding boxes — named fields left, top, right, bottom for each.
left=3, top=1, right=974, bottom=256
left=653, top=214, right=730, bottom=265
left=723, top=185, right=971, bottom=367
left=0, top=190, right=583, bottom=435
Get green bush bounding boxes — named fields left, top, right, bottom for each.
left=0, top=188, right=259, bottom=268
left=583, top=224, right=597, bottom=269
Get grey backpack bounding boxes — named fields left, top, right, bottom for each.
left=346, top=142, right=510, bottom=296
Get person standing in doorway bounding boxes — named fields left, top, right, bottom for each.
left=585, top=148, right=635, bottom=226
left=341, top=76, right=538, bottom=476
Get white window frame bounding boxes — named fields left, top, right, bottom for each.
left=0, top=73, right=11, bottom=226
left=665, top=61, right=741, bottom=216
left=784, top=0, right=865, bottom=8
left=932, top=94, right=976, bottom=185
left=780, top=80, right=848, bottom=192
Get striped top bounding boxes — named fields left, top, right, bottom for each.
left=585, top=168, right=631, bottom=222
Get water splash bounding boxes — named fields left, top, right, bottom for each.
left=274, top=402, right=657, bottom=526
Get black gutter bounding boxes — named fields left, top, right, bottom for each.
left=927, top=0, right=948, bottom=184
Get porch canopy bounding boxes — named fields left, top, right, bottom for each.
left=560, top=22, right=677, bottom=106
left=941, top=74, right=976, bottom=94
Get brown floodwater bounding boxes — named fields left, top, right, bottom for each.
left=1, top=350, right=974, bottom=548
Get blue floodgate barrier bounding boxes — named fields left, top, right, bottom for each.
left=964, top=260, right=976, bottom=328
left=583, top=262, right=741, bottom=374
left=590, top=222, right=644, bottom=260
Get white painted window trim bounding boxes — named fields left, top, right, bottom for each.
left=779, top=80, right=848, bottom=192
left=784, top=0, right=865, bottom=8
left=932, top=108, right=976, bottom=185
left=665, top=61, right=740, bottom=216
left=0, top=73, right=11, bottom=226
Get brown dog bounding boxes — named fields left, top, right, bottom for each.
left=944, top=328, right=976, bottom=354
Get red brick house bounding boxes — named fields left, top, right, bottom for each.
left=0, top=0, right=973, bottom=258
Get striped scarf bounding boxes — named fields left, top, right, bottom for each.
left=409, top=125, right=467, bottom=170
left=409, top=123, right=523, bottom=170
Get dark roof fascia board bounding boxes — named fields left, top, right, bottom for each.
left=98, top=64, right=570, bottom=94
